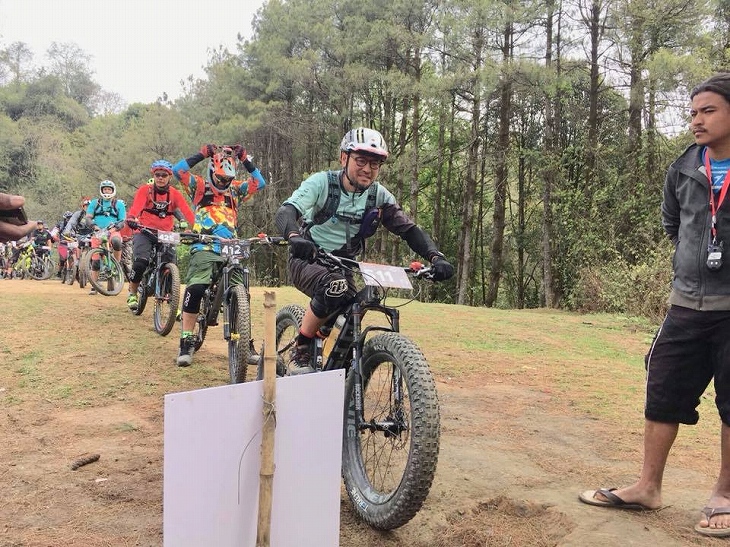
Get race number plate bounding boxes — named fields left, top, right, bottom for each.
left=358, top=262, right=413, bottom=289
left=67, top=241, right=78, bottom=249
left=220, top=240, right=250, bottom=259
left=158, top=231, right=180, bottom=245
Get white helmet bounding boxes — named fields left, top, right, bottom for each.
left=340, top=128, right=389, bottom=159
left=99, top=180, right=116, bottom=200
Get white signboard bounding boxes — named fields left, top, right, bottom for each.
left=163, top=370, right=345, bottom=546
left=358, top=261, right=413, bottom=289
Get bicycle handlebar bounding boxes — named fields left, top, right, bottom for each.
left=178, top=232, right=287, bottom=246
left=313, top=249, right=436, bottom=280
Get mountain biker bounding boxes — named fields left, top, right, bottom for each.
left=6, top=236, right=30, bottom=277
left=124, top=160, right=195, bottom=311
left=86, top=181, right=126, bottom=295
left=30, top=221, right=53, bottom=259
left=0, top=241, right=14, bottom=278
left=63, top=197, right=94, bottom=239
left=52, top=210, right=74, bottom=278
left=171, top=143, right=267, bottom=366
left=274, top=127, right=455, bottom=372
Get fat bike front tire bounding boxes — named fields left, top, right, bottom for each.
left=342, top=332, right=440, bottom=530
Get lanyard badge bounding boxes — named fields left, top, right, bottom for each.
left=704, top=151, right=730, bottom=271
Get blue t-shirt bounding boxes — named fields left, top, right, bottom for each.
left=87, top=198, right=126, bottom=229
left=705, top=147, right=730, bottom=194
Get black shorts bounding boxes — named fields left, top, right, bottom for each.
left=645, top=305, right=730, bottom=425
left=288, top=256, right=355, bottom=318
left=133, top=232, right=175, bottom=265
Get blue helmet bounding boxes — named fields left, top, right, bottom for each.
left=150, top=160, right=173, bottom=174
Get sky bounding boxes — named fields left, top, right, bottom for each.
left=0, top=0, right=266, bottom=105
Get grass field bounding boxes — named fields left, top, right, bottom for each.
left=0, top=279, right=723, bottom=546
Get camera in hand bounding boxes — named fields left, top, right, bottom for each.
left=707, top=241, right=724, bottom=271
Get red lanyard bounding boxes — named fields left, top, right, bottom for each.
left=704, top=152, right=730, bottom=242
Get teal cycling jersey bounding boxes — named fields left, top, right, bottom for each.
left=283, top=170, right=396, bottom=253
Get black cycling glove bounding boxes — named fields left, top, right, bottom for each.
left=431, top=256, right=454, bottom=281
left=289, top=235, right=317, bottom=261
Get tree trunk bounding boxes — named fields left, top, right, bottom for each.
left=485, top=22, right=513, bottom=307
left=456, top=28, right=483, bottom=306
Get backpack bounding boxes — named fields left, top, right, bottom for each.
left=143, top=186, right=173, bottom=218
left=311, top=170, right=378, bottom=225
left=93, top=198, right=120, bottom=218
left=192, top=180, right=236, bottom=210
left=307, top=170, right=381, bottom=256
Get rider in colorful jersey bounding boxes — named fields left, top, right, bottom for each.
left=86, top=181, right=126, bottom=295
left=124, top=160, right=195, bottom=310
left=274, top=127, right=454, bottom=372
left=171, top=144, right=266, bottom=366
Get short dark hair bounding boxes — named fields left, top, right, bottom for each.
left=691, top=73, right=730, bottom=103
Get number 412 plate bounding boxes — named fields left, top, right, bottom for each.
left=358, top=262, right=413, bottom=289
left=220, top=241, right=250, bottom=259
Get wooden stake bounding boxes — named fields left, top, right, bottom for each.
left=256, top=291, right=277, bottom=547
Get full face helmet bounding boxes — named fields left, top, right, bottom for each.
left=340, top=128, right=389, bottom=159
left=99, top=180, right=116, bottom=200
left=63, top=210, right=73, bottom=220
left=207, top=148, right=237, bottom=191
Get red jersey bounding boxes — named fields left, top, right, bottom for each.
left=127, top=184, right=195, bottom=231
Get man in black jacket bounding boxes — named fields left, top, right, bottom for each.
left=580, top=73, right=730, bottom=538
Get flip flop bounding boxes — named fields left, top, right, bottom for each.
left=579, top=488, right=654, bottom=511
left=695, top=506, right=730, bottom=537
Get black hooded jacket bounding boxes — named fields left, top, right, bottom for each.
left=663, top=143, right=730, bottom=310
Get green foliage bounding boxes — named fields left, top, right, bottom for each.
left=569, top=242, right=672, bottom=322
left=0, top=4, right=725, bottom=320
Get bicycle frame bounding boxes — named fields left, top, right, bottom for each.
left=140, top=230, right=179, bottom=299
left=302, top=254, right=431, bottom=434
left=206, top=256, right=249, bottom=332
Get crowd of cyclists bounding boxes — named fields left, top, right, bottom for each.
left=0, top=130, right=454, bottom=368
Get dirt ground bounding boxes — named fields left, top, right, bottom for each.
left=0, top=280, right=725, bottom=546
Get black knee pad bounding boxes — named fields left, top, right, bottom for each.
left=130, top=258, right=149, bottom=283
left=182, top=283, right=207, bottom=313
left=311, top=272, right=354, bottom=318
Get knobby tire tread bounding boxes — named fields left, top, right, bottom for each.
left=83, top=249, right=124, bottom=296
left=257, top=304, right=305, bottom=381
left=228, top=285, right=251, bottom=384
left=153, top=263, right=180, bottom=336
left=342, top=332, right=440, bottom=530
